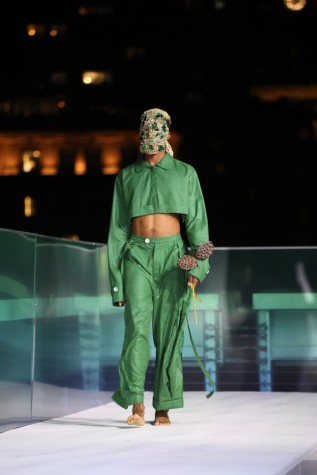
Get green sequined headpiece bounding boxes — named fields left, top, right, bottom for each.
left=139, top=108, right=174, bottom=156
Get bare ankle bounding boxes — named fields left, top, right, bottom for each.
left=153, top=410, right=171, bottom=426
left=132, top=403, right=145, bottom=416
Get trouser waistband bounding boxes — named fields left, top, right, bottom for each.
left=129, top=233, right=183, bottom=244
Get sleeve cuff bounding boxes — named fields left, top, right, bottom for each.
left=188, top=259, right=210, bottom=283
left=111, top=285, right=124, bottom=306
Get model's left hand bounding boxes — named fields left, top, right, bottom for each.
left=188, top=274, right=199, bottom=289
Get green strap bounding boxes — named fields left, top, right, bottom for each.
left=186, top=314, right=215, bottom=398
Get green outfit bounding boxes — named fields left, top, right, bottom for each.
left=107, top=152, right=210, bottom=410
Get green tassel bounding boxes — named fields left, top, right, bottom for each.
left=186, top=313, right=215, bottom=399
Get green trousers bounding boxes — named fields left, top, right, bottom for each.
left=112, top=233, right=192, bottom=411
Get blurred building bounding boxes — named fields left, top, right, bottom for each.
left=0, top=0, right=317, bottom=244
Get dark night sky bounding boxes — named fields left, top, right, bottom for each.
left=1, top=0, right=317, bottom=246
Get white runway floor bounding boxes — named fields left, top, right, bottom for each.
left=0, top=391, right=317, bottom=475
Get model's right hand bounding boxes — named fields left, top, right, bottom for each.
left=116, top=301, right=126, bottom=307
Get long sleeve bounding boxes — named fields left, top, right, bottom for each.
left=107, top=174, right=131, bottom=305
left=184, top=169, right=210, bottom=283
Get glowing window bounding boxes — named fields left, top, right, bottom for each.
left=24, top=196, right=36, bottom=217
left=74, top=150, right=87, bottom=175
left=82, top=71, right=113, bottom=85
left=21, top=150, right=41, bottom=173
left=49, top=24, right=67, bottom=37
left=283, top=0, right=307, bottom=11
left=26, top=24, right=45, bottom=36
left=62, top=233, right=80, bottom=241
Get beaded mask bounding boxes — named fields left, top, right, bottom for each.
left=139, top=108, right=174, bottom=156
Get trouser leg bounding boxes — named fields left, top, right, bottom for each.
left=112, top=258, right=153, bottom=409
left=152, top=242, right=191, bottom=410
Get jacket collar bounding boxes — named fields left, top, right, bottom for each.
left=134, top=153, right=174, bottom=173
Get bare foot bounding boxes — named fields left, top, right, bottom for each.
left=153, top=410, right=171, bottom=426
left=127, top=403, right=145, bottom=426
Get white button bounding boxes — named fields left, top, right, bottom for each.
left=145, top=238, right=150, bottom=243
left=113, top=287, right=118, bottom=292
left=205, top=270, right=210, bottom=275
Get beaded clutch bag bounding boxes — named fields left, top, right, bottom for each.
left=177, top=255, right=198, bottom=270
left=194, top=241, right=214, bottom=260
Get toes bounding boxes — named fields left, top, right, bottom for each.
left=153, top=419, right=171, bottom=426
left=127, top=413, right=145, bottom=426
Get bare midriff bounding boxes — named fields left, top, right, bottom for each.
left=131, top=213, right=181, bottom=238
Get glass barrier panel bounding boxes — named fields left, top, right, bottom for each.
left=203, top=247, right=317, bottom=393
left=98, top=244, right=122, bottom=395
left=0, top=228, right=36, bottom=433
left=32, top=236, right=104, bottom=421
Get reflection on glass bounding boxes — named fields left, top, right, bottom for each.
left=0, top=229, right=36, bottom=433
left=32, top=237, right=103, bottom=420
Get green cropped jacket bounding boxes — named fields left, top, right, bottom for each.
left=107, top=153, right=211, bottom=305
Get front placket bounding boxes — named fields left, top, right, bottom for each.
left=149, top=165, right=158, bottom=210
